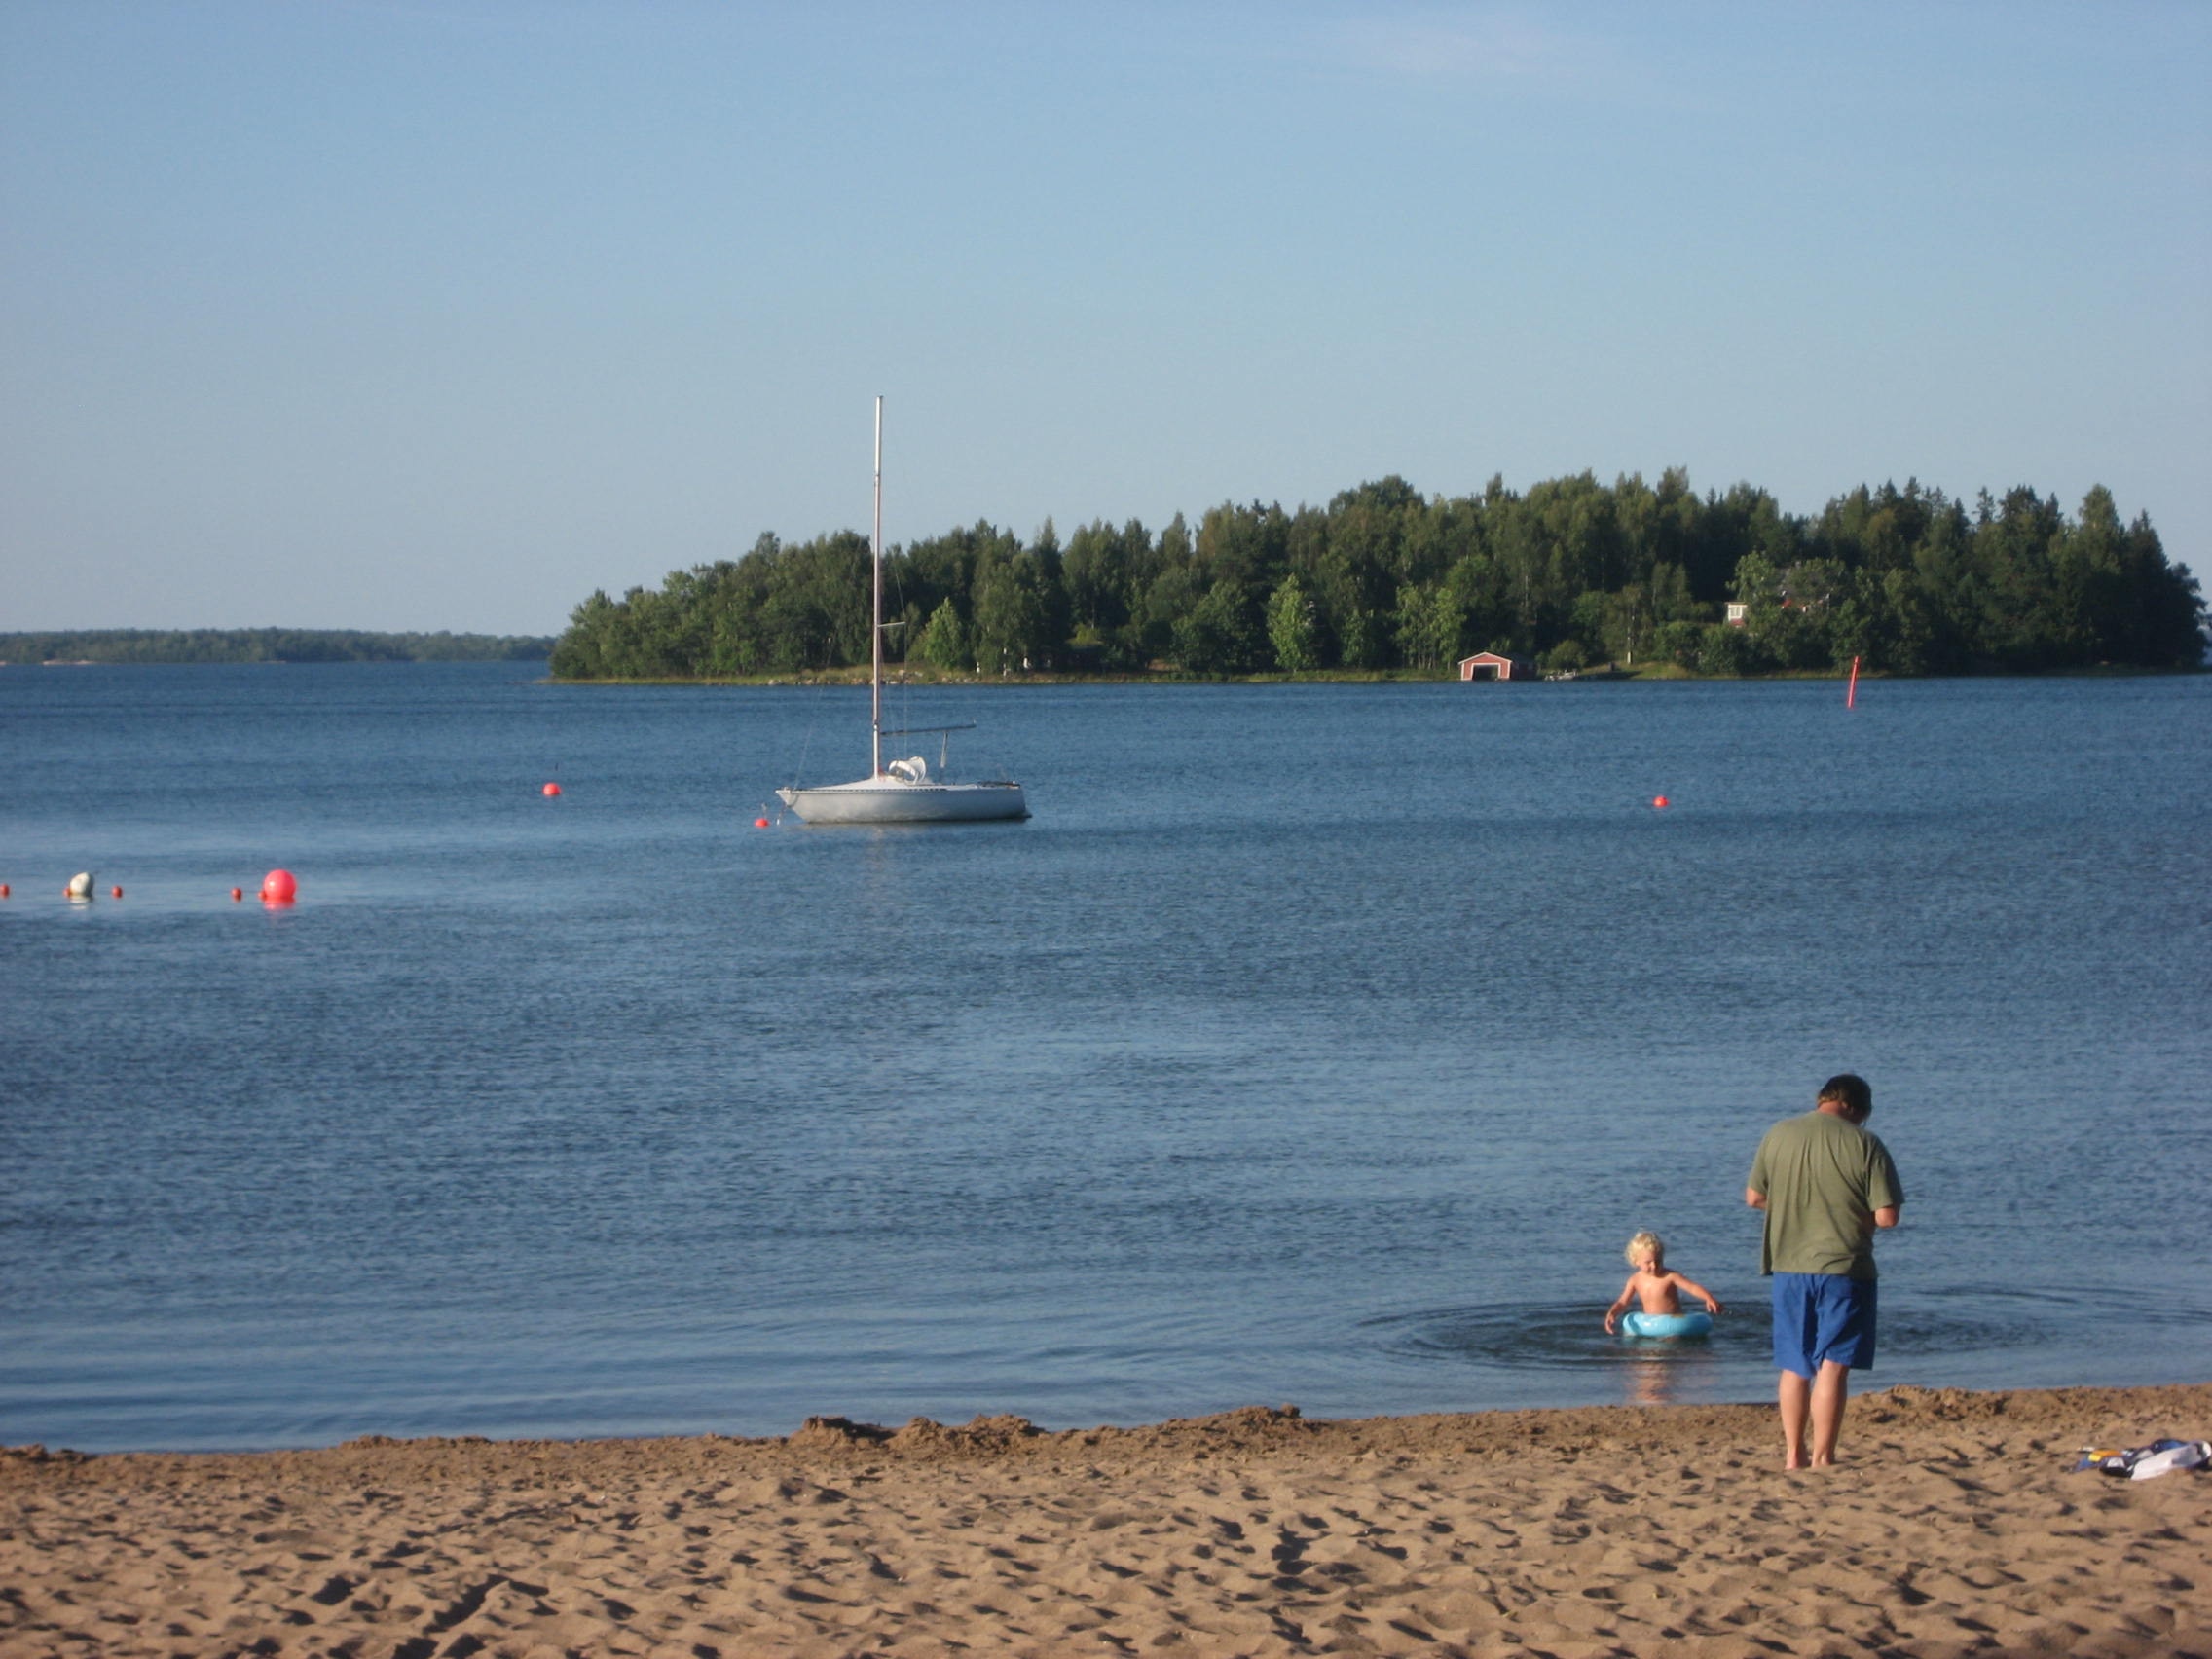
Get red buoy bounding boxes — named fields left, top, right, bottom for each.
left=1652, top=794, right=1670, bottom=809
left=0, top=884, right=10, bottom=898
left=260, top=869, right=298, bottom=903
left=755, top=817, right=770, bottom=829
left=542, top=781, right=562, bottom=797
left=111, top=885, right=124, bottom=898
left=231, top=887, right=243, bottom=901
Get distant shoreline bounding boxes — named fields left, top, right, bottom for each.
left=6, top=650, right=2195, bottom=683
left=540, top=660, right=2204, bottom=688
left=0, top=628, right=554, bottom=667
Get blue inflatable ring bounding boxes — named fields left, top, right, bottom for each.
left=1620, top=1310, right=1714, bottom=1339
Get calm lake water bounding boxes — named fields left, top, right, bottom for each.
left=1, top=664, right=2206, bottom=1452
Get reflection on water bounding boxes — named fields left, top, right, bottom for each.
left=1619, top=1348, right=1721, bottom=1408
left=1614, top=1318, right=1721, bottom=1408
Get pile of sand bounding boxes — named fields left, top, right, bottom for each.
left=4, top=1382, right=2206, bottom=1656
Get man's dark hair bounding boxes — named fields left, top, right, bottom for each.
left=1818, top=1073, right=1872, bottom=1117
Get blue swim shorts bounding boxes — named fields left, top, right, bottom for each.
left=1770, top=1272, right=1877, bottom=1378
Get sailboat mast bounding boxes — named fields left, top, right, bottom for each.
left=870, top=394, right=884, bottom=779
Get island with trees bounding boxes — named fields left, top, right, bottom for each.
left=0, top=629, right=555, bottom=666
left=548, top=472, right=2205, bottom=682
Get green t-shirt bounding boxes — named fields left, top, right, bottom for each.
left=1748, top=1111, right=1904, bottom=1279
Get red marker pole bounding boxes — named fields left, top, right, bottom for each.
left=1846, top=655, right=1860, bottom=710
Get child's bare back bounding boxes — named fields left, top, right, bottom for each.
left=1604, top=1231, right=1723, bottom=1334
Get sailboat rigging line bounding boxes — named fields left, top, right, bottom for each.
left=884, top=534, right=916, bottom=756
left=785, top=718, right=819, bottom=794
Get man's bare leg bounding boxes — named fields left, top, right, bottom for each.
left=1777, top=1369, right=1812, bottom=1469
left=1809, top=1360, right=1852, bottom=1466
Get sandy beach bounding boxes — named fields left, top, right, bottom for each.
left=4, top=1382, right=2206, bottom=1658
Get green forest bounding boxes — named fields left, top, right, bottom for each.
left=549, top=473, right=2205, bottom=682
left=0, top=629, right=555, bottom=665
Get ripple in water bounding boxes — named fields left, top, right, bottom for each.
left=1366, top=1283, right=2151, bottom=1374
left=1367, top=1301, right=1759, bottom=1372
left=1886, top=1282, right=2210, bottom=1355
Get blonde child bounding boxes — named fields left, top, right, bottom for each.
left=1604, top=1231, right=1724, bottom=1334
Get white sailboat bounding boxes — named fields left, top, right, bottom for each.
left=775, top=398, right=1029, bottom=826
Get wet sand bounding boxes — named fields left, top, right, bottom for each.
left=4, top=1382, right=2207, bottom=1657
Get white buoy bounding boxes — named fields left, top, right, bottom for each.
left=65, top=871, right=94, bottom=899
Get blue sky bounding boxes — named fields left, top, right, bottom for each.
left=4, top=1, right=2206, bottom=635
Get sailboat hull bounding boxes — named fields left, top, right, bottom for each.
left=776, top=779, right=1028, bottom=825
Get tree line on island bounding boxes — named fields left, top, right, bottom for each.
left=0, top=629, right=555, bottom=665
left=550, top=471, right=2206, bottom=682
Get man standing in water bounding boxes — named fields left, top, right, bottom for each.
left=1746, top=1074, right=1903, bottom=1469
